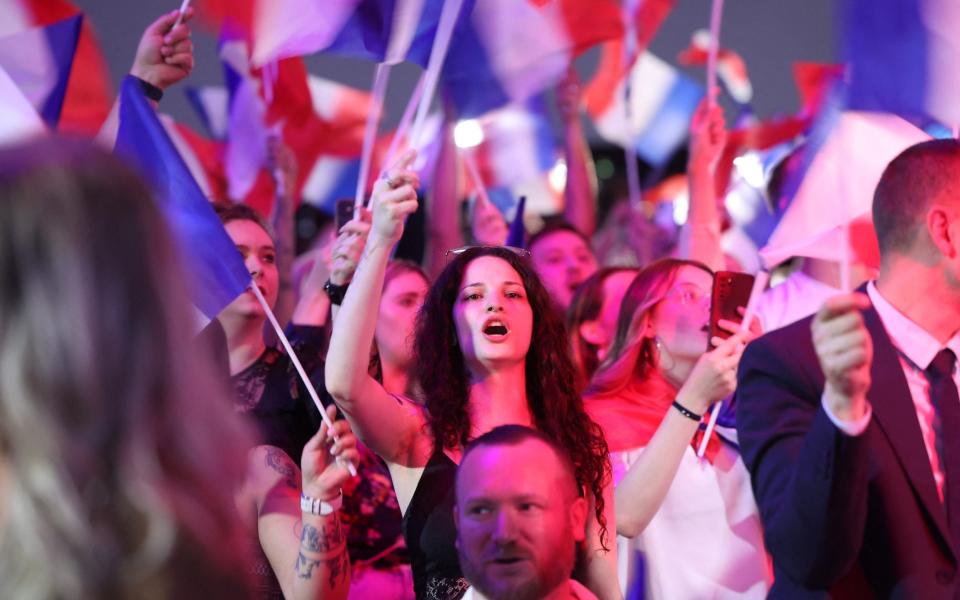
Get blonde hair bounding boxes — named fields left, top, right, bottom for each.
left=0, top=138, right=253, bottom=598
left=587, top=259, right=712, bottom=397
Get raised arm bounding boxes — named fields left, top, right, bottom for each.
left=736, top=296, right=872, bottom=586
left=324, top=151, right=429, bottom=467
left=614, top=332, right=745, bottom=537
left=557, top=67, right=598, bottom=236
left=98, top=8, right=195, bottom=146
left=679, top=96, right=727, bottom=271
left=249, top=407, right=359, bottom=600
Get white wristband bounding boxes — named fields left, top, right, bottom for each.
left=300, top=491, right=343, bottom=516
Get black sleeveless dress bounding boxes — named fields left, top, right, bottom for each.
left=402, top=448, right=470, bottom=600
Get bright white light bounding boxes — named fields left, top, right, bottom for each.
left=454, top=119, right=484, bottom=148
left=672, top=191, right=690, bottom=226
left=732, top=152, right=766, bottom=189
left=548, top=159, right=567, bottom=194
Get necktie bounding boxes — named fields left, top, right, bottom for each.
left=928, top=349, right=960, bottom=548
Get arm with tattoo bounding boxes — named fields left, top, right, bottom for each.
left=251, top=445, right=351, bottom=600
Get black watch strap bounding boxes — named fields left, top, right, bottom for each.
left=132, top=75, right=164, bottom=102
left=323, top=279, right=349, bottom=305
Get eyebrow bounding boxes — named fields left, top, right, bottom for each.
left=234, top=243, right=276, bottom=253
left=461, top=280, right=524, bottom=290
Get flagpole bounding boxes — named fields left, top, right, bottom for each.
left=380, top=73, right=426, bottom=178
left=696, top=269, right=769, bottom=459
left=356, top=63, right=392, bottom=208
left=622, top=2, right=643, bottom=211
left=250, top=283, right=357, bottom=476
left=705, top=0, right=725, bottom=100
left=409, top=0, right=465, bottom=149
left=172, top=0, right=191, bottom=30
left=462, top=147, right=492, bottom=207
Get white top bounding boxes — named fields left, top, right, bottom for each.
left=461, top=579, right=597, bottom=600
left=612, top=442, right=771, bottom=600
left=825, top=283, right=960, bottom=503
left=754, top=270, right=841, bottom=333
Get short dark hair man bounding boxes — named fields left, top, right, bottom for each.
left=454, top=425, right=596, bottom=600
left=736, top=139, right=960, bottom=597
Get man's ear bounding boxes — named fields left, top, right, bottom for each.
left=570, top=496, right=588, bottom=543
left=579, top=320, right=605, bottom=347
left=928, top=204, right=958, bottom=259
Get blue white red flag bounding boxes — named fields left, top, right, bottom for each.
left=442, top=0, right=622, bottom=118
left=0, top=14, right=80, bottom=128
left=0, top=0, right=111, bottom=134
left=678, top=29, right=752, bottom=106
left=585, top=48, right=704, bottom=167
left=201, top=0, right=455, bottom=68
left=115, top=75, right=251, bottom=323
left=843, top=0, right=960, bottom=126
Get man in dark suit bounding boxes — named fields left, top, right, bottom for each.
left=736, top=139, right=960, bottom=598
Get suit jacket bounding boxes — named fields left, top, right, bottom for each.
left=736, top=295, right=960, bottom=598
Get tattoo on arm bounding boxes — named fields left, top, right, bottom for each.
left=295, top=519, right=348, bottom=583
left=300, top=520, right=344, bottom=553
left=294, top=551, right=348, bottom=587
left=263, top=447, right=298, bottom=489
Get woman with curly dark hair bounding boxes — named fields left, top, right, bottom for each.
left=326, top=151, right=617, bottom=600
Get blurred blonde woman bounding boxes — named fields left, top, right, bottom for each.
left=0, top=138, right=254, bottom=598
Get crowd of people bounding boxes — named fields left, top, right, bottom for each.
left=4, top=7, right=960, bottom=600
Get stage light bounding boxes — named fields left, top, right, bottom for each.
left=454, top=119, right=484, bottom=148
left=548, top=159, right=567, bottom=194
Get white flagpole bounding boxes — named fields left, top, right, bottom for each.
left=408, top=0, right=465, bottom=149
left=250, top=283, right=357, bottom=476
left=172, top=0, right=191, bottom=30
left=705, top=0, right=725, bottom=98
left=355, top=63, right=392, bottom=207
left=380, top=73, right=426, bottom=178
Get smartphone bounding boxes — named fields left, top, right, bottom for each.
left=335, top=198, right=355, bottom=230
left=708, top=271, right=755, bottom=348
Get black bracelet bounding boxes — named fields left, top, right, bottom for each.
left=133, top=75, right=164, bottom=102
left=323, top=279, right=349, bottom=305
left=672, top=400, right=702, bottom=422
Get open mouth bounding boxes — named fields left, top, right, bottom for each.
left=483, top=319, right=510, bottom=337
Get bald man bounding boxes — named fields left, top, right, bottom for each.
left=454, top=425, right=596, bottom=600
left=737, top=139, right=960, bottom=597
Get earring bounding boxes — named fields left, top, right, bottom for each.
left=654, top=335, right=675, bottom=371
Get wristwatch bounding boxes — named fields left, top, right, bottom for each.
left=323, top=279, right=349, bottom=305
left=301, top=491, right=343, bottom=516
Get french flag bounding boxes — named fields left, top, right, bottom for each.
left=0, top=0, right=111, bottom=135
left=585, top=46, right=704, bottom=167
left=0, top=15, right=80, bottom=128
left=201, top=0, right=454, bottom=68
left=678, top=29, right=753, bottom=106
left=471, top=97, right=557, bottom=192
left=188, top=54, right=376, bottom=214
left=760, top=111, right=930, bottom=270
left=115, top=75, right=251, bottom=325
left=442, top=0, right=622, bottom=118
left=463, top=97, right=559, bottom=218
left=843, top=0, right=960, bottom=127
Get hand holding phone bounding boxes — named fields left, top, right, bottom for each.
left=707, top=271, right=755, bottom=349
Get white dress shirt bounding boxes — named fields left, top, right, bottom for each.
left=823, top=282, right=960, bottom=501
